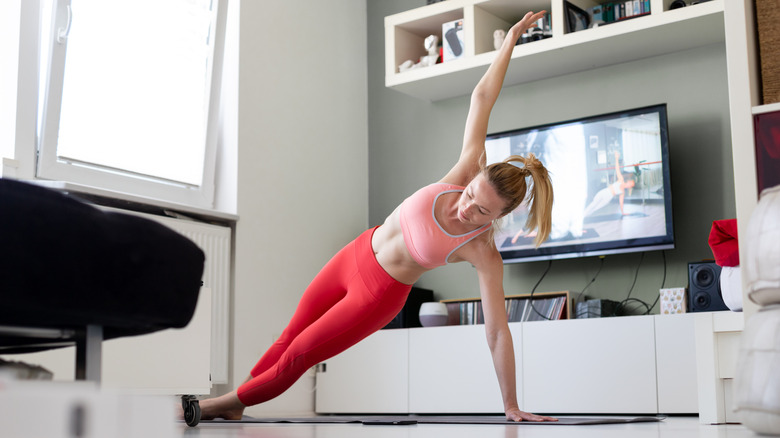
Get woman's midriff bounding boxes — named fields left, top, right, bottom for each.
left=370, top=222, right=428, bottom=286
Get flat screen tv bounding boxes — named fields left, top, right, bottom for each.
left=485, top=104, right=674, bottom=263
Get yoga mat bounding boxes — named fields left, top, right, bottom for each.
left=201, top=415, right=666, bottom=426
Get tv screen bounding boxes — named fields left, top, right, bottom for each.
left=485, top=104, right=674, bottom=263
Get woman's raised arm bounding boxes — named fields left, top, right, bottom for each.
left=441, top=10, right=547, bottom=186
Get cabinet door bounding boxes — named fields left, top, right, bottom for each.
left=315, top=329, right=409, bottom=414
left=522, top=316, right=658, bottom=414
left=654, top=314, right=698, bottom=413
left=408, top=324, right=520, bottom=413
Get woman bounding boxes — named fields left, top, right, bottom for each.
left=197, top=11, right=556, bottom=423
left=583, top=151, right=636, bottom=218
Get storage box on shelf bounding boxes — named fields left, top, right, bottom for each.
left=385, top=0, right=725, bottom=101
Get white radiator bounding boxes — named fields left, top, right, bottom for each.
left=111, top=209, right=233, bottom=385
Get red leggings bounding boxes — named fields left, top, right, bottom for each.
left=236, top=227, right=412, bottom=406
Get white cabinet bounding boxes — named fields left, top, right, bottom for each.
left=314, top=329, right=409, bottom=414
left=408, top=323, right=518, bottom=413
left=385, top=0, right=725, bottom=101
left=522, top=316, right=658, bottom=413
left=315, top=315, right=699, bottom=414
left=655, top=313, right=699, bottom=414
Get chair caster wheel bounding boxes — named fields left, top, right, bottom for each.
left=181, top=395, right=201, bottom=427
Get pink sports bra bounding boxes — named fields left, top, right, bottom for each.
left=399, top=183, right=491, bottom=269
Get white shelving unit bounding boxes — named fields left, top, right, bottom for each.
left=722, top=2, right=761, bottom=325
left=384, top=0, right=762, bottom=317
left=379, top=0, right=763, bottom=422
left=385, top=0, right=724, bottom=101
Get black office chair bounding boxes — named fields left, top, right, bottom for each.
left=0, top=178, right=205, bottom=424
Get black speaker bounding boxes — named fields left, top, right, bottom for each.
left=383, top=287, right=434, bottom=329
left=688, top=261, right=729, bottom=312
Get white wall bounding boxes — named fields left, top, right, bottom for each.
left=234, top=1, right=369, bottom=416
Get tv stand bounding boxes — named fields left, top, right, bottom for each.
left=315, top=313, right=703, bottom=415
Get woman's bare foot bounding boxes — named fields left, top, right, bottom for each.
left=177, top=391, right=246, bottom=421
left=200, top=391, right=246, bottom=420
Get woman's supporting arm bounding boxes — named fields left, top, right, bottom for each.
left=473, top=248, right=557, bottom=422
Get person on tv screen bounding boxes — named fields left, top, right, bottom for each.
left=187, top=11, right=556, bottom=423
left=583, top=151, right=636, bottom=218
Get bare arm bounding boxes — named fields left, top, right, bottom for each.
left=614, top=151, right=624, bottom=185
left=470, top=245, right=556, bottom=422
left=441, top=11, right=547, bottom=186
left=615, top=151, right=626, bottom=214
left=619, top=192, right=626, bottom=215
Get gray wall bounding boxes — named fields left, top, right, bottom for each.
left=367, top=0, right=735, bottom=310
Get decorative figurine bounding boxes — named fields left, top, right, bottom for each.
left=493, top=29, right=506, bottom=51
left=424, top=35, right=439, bottom=56
left=398, top=34, right=440, bottom=72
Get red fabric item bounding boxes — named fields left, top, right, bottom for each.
left=708, top=219, right=739, bottom=267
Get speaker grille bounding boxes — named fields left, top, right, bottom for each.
left=688, top=262, right=728, bottom=312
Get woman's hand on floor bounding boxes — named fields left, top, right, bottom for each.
left=505, top=407, right=558, bottom=422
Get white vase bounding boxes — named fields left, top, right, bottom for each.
left=418, top=302, right=448, bottom=327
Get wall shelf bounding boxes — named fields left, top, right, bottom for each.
left=385, top=0, right=724, bottom=101
left=753, top=102, right=780, bottom=115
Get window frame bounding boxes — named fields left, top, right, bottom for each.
left=34, top=0, right=228, bottom=209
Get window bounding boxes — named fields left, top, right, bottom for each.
left=9, top=0, right=228, bottom=208
left=0, top=1, right=22, bottom=162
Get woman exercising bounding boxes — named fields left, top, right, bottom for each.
left=195, top=11, right=556, bottom=423
left=583, top=151, right=636, bottom=218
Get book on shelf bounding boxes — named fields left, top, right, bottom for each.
left=588, top=1, right=651, bottom=28
left=442, top=291, right=569, bottom=326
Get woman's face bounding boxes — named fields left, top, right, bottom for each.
left=457, top=173, right=508, bottom=226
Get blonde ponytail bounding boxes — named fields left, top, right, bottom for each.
left=482, top=153, right=553, bottom=247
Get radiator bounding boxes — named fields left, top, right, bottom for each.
left=109, top=208, right=233, bottom=385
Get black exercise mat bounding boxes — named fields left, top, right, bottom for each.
left=201, top=415, right=666, bottom=426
